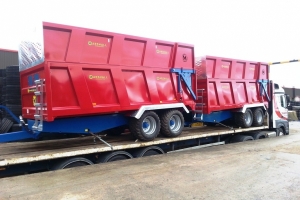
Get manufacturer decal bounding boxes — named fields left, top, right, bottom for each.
left=221, top=65, right=229, bottom=69
left=89, top=75, right=108, bottom=80
left=88, top=41, right=106, bottom=47
left=183, top=54, right=188, bottom=62
left=33, top=95, right=36, bottom=105
left=156, top=77, right=168, bottom=81
left=156, top=49, right=168, bottom=54
left=28, top=88, right=36, bottom=93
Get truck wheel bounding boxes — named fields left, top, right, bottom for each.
left=132, top=146, right=164, bottom=157
left=160, top=110, right=184, bottom=137
left=96, top=151, right=133, bottom=163
left=52, top=157, right=93, bottom=170
left=230, top=135, right=254, bottom=143
left=252, top=108, right=264, bottom=127
left=276, top=128, right=285, bottom=136
left=251, top=132, right=266, bottom=140
left=234, top=109, right=253, bottom=128
left=129, top=111, right=160, bottom=141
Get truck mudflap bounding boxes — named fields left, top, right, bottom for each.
left=131, top=103, right=189, bottom=119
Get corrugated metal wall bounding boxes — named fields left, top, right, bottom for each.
left=0, top=49, right=18, bottom=69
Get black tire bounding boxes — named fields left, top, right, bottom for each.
left=252, top=108, right=264, bottom=127
left=96, top=151, right=132, bottom=163
left=4, top=98, right=21, bottom=105
left=0, top=118, right=14, bottom=133
left=132, top=146, right=164, bottom=158
left=5, top=93, right=21, bottom=99
left=5, top=66, right=19, bottom=72
left=250, top=132, right=266, bottom=140
left=0, top=69, right=5, bottom=77
left=52, top=157, right=93, bottom=170
left=234, top=109, right=253, bottom=128
left=129, top=111, right=160, bottom=141
left=5, top=77, right=20, bottom=85
left=160, top=110, right=184, bottom=137
left=230, top=135, right=254, bottom=143
left=276, top=127, right=285, bottom=136
left=5, top=85, right=21, bottom=95
left=0, top=77, right=4, bottom=85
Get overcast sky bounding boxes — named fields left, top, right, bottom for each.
left=0, top=0, right=299, bottom=87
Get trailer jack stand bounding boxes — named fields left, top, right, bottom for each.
left=89, top=132, right=113, bottom=150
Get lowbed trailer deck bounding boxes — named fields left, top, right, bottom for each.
left=0, top=124, right=271, bottom=177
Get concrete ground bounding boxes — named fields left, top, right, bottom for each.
left=1, top=122, right=300, bottom=200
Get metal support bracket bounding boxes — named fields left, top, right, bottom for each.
left=89, top=131, right=113, bottom=150
left=258, top=79, right=270, bottom=102
left=170, top=68, right=197, bottom=100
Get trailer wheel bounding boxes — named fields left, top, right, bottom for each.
left=252, top=108, right=264, bottom=127
left=234, top=109, right=253, bottom=128
left=132, top=146, right=164, bottom=158
left=97, top=151, right=133, bottom=163
left=52, top=157, right=94, bottom=170
left=230, top=135, right=254, bottom=143
left=160, top=110, right=184, bottom=137
left=129, top=111, right=160, bottom=141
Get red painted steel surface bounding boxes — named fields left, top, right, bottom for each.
left=20, top=22, right=195, bottom=121
left=195, top=56, right=270, bottom=114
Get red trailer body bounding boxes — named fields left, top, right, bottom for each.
left=195, top=56, right=269, bottom=114
left=19, top=22, right=195, bottom=121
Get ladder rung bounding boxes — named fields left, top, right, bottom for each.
left=34, top=79, right=44, bottom=85
left=34, top=103, right=43, bottom=107
left=34, top=114, right=41, bottom=119
left=197, top=89, right=205, bottom=92
left=34, top=91, right=42, bottom=95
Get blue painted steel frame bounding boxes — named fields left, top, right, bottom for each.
left=0, top=131, right=37, bottom=143
left=170, top=68, right=197, bottom=100
left=0, top=105, right=36, bottom=142
left=28, top=113, right=128, bottom=134
left=195, top=111, right=232, bottom=123
left=0, top=105, right=20, bottom=123
left=0, top=105, right=129, bottom=142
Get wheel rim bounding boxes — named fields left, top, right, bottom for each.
left=169, top=115, right=182, bottom=133
left=142, top=116, right=156, bottom=135
left=245, top=111, right=252, bottom=125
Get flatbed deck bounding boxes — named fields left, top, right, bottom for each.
left=1, top=122, right=299, bottom=200
left=0, top=125, right=268, bottom=167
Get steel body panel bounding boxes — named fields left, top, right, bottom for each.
left=195, top=56, right=270, bottom=114
left=19, top=22, right=195, bottom=121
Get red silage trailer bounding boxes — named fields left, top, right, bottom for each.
left=17, top=22, right=272, bottom=141
left=19, top=22, right=196, bottom=122
left=195, top=56, right=269, bottom=114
